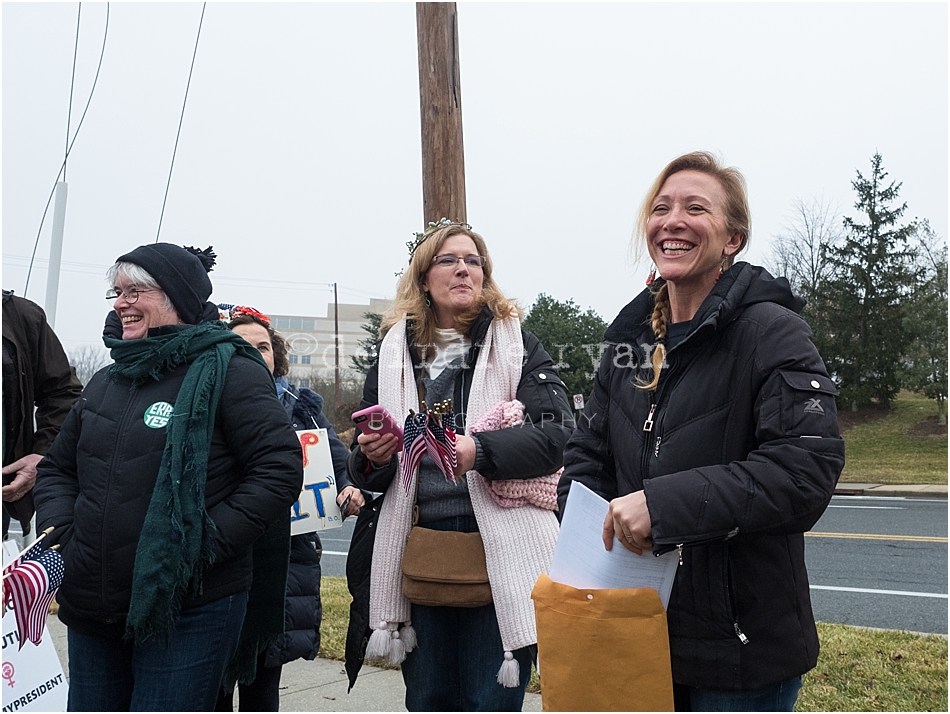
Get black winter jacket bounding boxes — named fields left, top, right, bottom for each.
left=347, top=306, right=575, bottom=489
left=559, top=263, right=845, bottom=690
left=263, top=383, right=351, bottom=668
left=34, top=351, right=303, bottom=639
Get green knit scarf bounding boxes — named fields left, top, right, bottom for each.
left=105, top=321, right=269, bottom=643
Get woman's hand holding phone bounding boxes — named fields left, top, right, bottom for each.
left=357, top=430, right=400, bottom=467
left=352, top=405, right=404, bottom=467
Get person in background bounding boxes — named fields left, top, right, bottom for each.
left=34, top=244, right=303, bottom=712
left=2, top=290, right=82, bottom=540
left=215, top=306, right=363, bottom=712
left=559, top=152, right=845, bottom=712
left=347, top=219, right=574, bottom=711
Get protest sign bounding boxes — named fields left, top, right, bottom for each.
left=291, top=428, right=343, bottom=536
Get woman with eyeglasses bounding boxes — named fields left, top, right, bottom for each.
left=34, top=244, right=303, bottom=711
left=559, top=152, right=845, bottom=711
left=345, top=220, right=575, bottom=711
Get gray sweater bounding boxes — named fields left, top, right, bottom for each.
left=416, top=357, right=475, bottom=524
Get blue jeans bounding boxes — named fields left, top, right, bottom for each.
left=401, top=515, right=532, bottom=712
left=67, top=591, right=248, bottom=712
left=673, top=676, right=803, bottom=712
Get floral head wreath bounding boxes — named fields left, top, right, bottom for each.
left=406, top=217, right=472, bottom=262
left=398, top=218, right=472, bottom=277
left=218, top=303, right=271, bottom=326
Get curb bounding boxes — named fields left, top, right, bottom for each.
left=834, top=484, right=948, bottom=499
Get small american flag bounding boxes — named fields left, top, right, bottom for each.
left=401, top=411, right=429, bottom=494
left=2, top=542, right=65, bottom=649
left=426, top=410, right=458, bottom=484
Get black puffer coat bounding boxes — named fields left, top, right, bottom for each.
left=34, top=350, right=303, bottom=639
left=559, top=263, right=845, bottom=690
left=262, top=383, right=351, bottom=668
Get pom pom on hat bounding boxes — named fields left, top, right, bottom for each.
left=183, top=245, right=217, bottom=273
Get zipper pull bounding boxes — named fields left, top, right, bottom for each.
left=643, top=403, right=656, bottom=432
left=654, top=435, right=662, bottom=457
left=677, top=543, right=683, bottom=565
left=734, top=622, right=750, bottom=645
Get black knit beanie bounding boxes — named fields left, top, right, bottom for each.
left=115, top=243, right=216, bottom=325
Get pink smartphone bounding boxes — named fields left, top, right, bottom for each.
left=352, top=405, right=404, bottom=451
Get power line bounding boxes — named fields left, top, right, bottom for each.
left=65, top=3, right=81, bottom=182
left=24, top=2, right=110, bottom=297
left=7, top=253, right=391, bottom=301
left=155, top=2, right=206, bottom=243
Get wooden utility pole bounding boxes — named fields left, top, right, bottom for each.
left=416, top=2, right=466, bottom=224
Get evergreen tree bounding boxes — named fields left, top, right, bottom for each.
left=813, top=153, right=917, bottom=409
left=522, top=294, right=608, bottom=400
left=350, top=311, right=382, bottom=374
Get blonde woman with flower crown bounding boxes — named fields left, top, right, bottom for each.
left=345, top=220, right=574, bottom=711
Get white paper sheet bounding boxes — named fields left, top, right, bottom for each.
left=548, top=481, right=679, bottom=609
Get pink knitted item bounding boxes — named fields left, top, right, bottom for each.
left=469, top=400, right=561, bottom=511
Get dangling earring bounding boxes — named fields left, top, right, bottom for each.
left=645, top=266, right=657, bottom=287
left=425, top=292, right=432, bottom=307
left=716, top=258, right=727, bottom=282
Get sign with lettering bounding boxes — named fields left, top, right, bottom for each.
left=290, top=429, right=343, bottom=536
left=1, top=541, right=68, bottom=712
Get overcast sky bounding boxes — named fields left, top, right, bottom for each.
left=3, top=2, right=947, bottom=356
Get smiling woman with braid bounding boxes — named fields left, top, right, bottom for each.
left=559, top=152, right=845, bottom=712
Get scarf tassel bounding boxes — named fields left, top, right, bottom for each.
left=366, top=621, right=417, bottom=666
left=496, top=650, right=520, bottom=688
left=387, top=631, right=406, bottom=666
left=400, top=621, right=417, bottom=651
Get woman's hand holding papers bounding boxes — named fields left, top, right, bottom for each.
left=602, top=490, right=653, bottom=555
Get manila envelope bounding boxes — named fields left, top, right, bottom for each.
left=531, top=573, right=674, bottom=712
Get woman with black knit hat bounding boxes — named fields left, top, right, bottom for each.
left=34, top=243, right=304, bottom=712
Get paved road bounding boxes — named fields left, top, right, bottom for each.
left=320, top=519, right=356, bottom=577
left=320, top=494, right=949, bottom=634
left=806, top=495, right=947, bottom=634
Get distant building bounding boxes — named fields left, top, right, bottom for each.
left=271, top=298, right=391, bottom=383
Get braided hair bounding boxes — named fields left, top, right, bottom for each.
left=637, top=283, right=671, bottom=391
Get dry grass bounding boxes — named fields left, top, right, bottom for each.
left=799, top=623, right=948, bottom=712
left=319, top=578, right=948, bottom=709
left=839, top=391, right=947, bottom=484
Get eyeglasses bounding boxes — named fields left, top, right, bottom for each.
left=430, top=254, right=486, bottom=269
left=105, top=287, right=159, bottom=304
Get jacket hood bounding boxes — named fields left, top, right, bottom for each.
left=604, top=262, right=803, bottom=343
left=278, top=379, right=326, bottom=429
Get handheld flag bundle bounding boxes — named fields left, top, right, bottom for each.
left=401, top=400, right=458, bottom=493
left=2, top=529, right=64, bottom=649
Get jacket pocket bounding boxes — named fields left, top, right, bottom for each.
left=776, top=371, right=838, bottom=437
left=525, top=368, right=573, bottom=427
